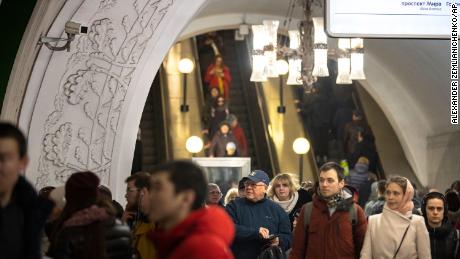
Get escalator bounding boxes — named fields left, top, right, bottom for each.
left=196, top=30, right=278, bottom=176
left=138, top=73, right=170, bottom=172
left=292, top=61, right=385, bottom=179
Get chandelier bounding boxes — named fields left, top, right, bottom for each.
left=249, top=0, right=366, bottom=87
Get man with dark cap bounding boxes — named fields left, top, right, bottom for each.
left=226, top=170, right=291, bottom=259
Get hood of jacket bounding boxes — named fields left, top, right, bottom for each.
left=63, top=205, right=110, bottom=227
left=148, top=206, right=235, bottom=258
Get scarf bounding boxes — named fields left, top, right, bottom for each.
left=395, top=178, right=415, bottom=215
left=317, top=189, right=345, bottom=209
left=273, top=191, right=299, bottom=213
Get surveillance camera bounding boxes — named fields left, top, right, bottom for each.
left=65, top=21, right=88, bottom=35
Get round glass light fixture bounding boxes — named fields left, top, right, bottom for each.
left=293, top=138, right=310, bottom=155
left=178, top=58, right=194, bottom=74
left=185, top=136, right=203, bottom=154
left=276, top=59, right=289, bottom=75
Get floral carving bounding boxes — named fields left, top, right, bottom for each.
left=43, top=123, right=73, bottom=167
left=35, top=0, right=174, bottom=188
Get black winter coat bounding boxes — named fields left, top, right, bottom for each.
left=427, top=221, right=460, bottom=259
left=289, top=189, right=312, bottom=229
left=48, top=207, right=132, bottom=259
left=0, top=176, right=53, bottom=259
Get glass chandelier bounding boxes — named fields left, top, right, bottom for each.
left=249, top=0, right=366, bottom=86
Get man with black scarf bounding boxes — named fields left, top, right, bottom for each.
left=422, top=191, right=460, bottom=259
left=290, top=162, right=367, bottom=259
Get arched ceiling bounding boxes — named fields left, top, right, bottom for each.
left=5, top=0, right=457, bottom=202
left=183, top=0, right=458, bottom=186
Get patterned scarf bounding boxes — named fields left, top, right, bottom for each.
left=317, top=189, right=343, bottom=209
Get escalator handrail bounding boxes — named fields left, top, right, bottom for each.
left=352, top=82, right=386, bottom=180
left=289, top=87, right=319, bottom=179
left=159, top=66, right=173, bottom=160
left=191, top=37, right=207, bottom=117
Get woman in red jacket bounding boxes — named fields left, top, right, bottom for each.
left=205, top=55, right=232, bottom=99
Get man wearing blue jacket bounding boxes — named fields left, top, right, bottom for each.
left=226, top=170, right=291, bottom=259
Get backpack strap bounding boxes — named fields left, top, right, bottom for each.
left=302, top=202, right=313, bottom=230
left=454, top=229, right=459, bottom=258
left=349, top=203, right=357, bottom=234
left=349, top=203, right=358, bottom=259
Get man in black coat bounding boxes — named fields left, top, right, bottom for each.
left=0, top=122, right=53, bottom=259
left=422, top=191, right=460, bottom=259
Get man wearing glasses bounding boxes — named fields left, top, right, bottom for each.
left=226, top=170, right=292, bottom=259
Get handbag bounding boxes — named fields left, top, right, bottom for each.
left=257, top=245, right=287, bottom=259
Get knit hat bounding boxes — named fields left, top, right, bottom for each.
left=226, top=114, right=237, bottom=125
left=65, top=171, right=100, bottom=212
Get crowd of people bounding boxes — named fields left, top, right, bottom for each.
left=201, top=53, right=249, bottom=158
left=2, top=122, right=460, bottom=259
left=296, top=79, right=378, bottom=174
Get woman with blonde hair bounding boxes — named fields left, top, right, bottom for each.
left=268, top=173, right=311, bottom=229
left=360, top=176, right=431, bottom=259
left=224, top=188, right=239, bottom=206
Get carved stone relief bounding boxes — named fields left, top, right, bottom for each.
left=34, top=0, right=174, bottom=188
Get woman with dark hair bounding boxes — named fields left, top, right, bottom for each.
left=422, top=192, right=460, bottom=259
left=361, top=176, right=431, bottom=259
left=47, top=172, right=132, bottom=259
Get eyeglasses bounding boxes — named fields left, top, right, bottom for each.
left=244, top=181, right=266, bottom=188
left=126, top=188, right=139, bottom=193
